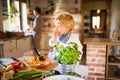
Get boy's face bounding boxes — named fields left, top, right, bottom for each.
left=55, top=20, right=70, bottom=35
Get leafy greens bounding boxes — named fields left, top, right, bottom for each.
left=55, top=42, right=81, bottom=64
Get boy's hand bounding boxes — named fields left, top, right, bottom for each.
left=53, top=29, right=60, bottom=36
left=51, top=29, right=60, bottom=42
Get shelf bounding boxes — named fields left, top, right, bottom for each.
left=108, top=59, right=120, bottom=66
left=108, top=77, right=120, bottom=80
left=108, top=65, right=120, bottom=80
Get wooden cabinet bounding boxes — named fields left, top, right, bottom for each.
left=106, top=44, right=120, bottom=80
left=0, top=36, right=33, bottom=58
left=16, top=37, right=33, bottom=57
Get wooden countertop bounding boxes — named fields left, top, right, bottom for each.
left=0, top=35, right=32, bottom=41
left=84, top=38, right=120, bottom=46
left=18, top=56, right=58, bottom=71
left=20, top=61, right=58, bottom=72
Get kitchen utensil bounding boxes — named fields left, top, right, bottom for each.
left=33, top=48, right=45, bottom=61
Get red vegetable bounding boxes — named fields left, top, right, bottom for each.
left=40, top=63, right=45, bottom=67
left=44, top=74, right=49, bottom=78
left=10, top=61, right=22, bottom=69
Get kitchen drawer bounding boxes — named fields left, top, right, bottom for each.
left=3, top=39, right=16, bottom=51
left=4, top=48, right=17, bottom=58
left=15, top=51, right=23, bottom=58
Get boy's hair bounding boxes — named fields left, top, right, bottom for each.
left=56, top=14, right=75, bottom=31
left=34, top=7, right=41, bottom=14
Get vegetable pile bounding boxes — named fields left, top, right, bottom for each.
left=12, top=70, right=60, bottom=80
left=12, top=70, right=44, bottom=80
left=55, top=42, right=81, bottom=64
left=0, top=61, right=22, bottom=80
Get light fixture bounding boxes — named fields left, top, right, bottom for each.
left=97, top=9, right=100, bottom=14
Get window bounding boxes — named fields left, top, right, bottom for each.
left=91, top=10, right=107, bottom=31
left=92, top=16, right=100, bottom=29
left=2, top=0, right=20, bottom=32
left=2, top=0, right=27, bottom=32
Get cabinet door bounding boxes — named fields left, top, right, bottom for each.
left=40, top=33, right=46, bottom=49
left=22, top=37, right=32, bottom=51
left=45, top=33, right=51, bottom=49
left=3, top=39, right=16, bottom=51
left=3, top=39, right=16, bottom=58
left=40, top=33, right=51, bottom=50
left=17, top=37, right=32, bottom=53
left=4, top=48, right=17, bottom=58
left=17, top=38, right=24, bottom=52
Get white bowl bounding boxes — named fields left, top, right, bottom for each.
left=44, top=75, right=84, bottom=80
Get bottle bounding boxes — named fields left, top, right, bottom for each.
left=112, top=29, right=118, bottom=41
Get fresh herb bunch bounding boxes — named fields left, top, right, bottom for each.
left=55, top=42, right=81, bottom=64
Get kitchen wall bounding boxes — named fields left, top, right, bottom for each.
left=110, top=0, right=120, bottom=38
left=0, top=0, right=3, bottom=31
left=27, top=0, right=81, bottom=14
left=83, top=0, right=107, bottom=38
left=84, top=1, right=107, bottom=10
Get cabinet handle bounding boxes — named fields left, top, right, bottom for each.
left=10, top=50, right=13, bottom=52
left=23, top=38, right=26, bottom=41
left=9, top=40, right=12, bottom=43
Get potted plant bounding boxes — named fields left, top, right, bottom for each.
left=55, top=42, right=82, bottom=74
left=9, top=4, right=18, bottom=17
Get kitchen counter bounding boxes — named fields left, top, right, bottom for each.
left=84, top=38, right=120, bottom=79
left=84, top=38, right=120, bottom=45
left=0, top=35, right=32, bottom=41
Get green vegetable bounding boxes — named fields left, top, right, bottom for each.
left=55, top=42, right=81, bottom=64
left=12, top=70, right=45, bottom=80
left=12, top=70, right=58, bottom=80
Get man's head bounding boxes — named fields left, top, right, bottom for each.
left=33, top=7, right=41, bottom=16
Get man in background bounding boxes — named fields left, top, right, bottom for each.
left=32, top=7, right=43, bottom=51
